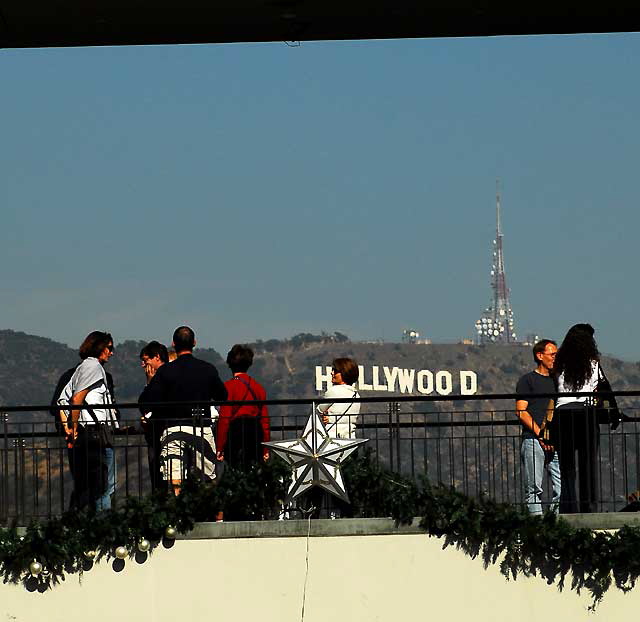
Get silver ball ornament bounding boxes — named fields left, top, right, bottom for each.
left=137, top=539, right=151, bottom=553
left=29, top=560, right=43, bottom=576
left=84, top=550, right=97, bottom=561
left=114, top=546, right=128, bottom=560
left=164, top=526, right=177, bottom=539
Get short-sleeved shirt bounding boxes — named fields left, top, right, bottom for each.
left=515, top=371, right=555, bottom=439
left=62, top=357, right=117, bottom=426
left=556, top=360, right=600, bottom=409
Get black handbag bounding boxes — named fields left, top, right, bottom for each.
left=595, top=365, right=623, bottom=430
left=82, top=420, right=115, bottom=448
left=82, top=380, right=116, bottom=448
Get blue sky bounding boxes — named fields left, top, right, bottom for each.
left=2, top=33, right=639, bottom=359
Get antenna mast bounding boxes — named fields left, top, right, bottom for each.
left=475, top=182, right=518, bottom=344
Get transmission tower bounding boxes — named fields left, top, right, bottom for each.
left=475, top=183, right=518, bottom=344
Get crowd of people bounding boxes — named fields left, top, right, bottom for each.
left=516, top=323, right=621, bottom=515
left=51, top=322, right=615, bottom=516
left=52, top=325, right=361, bottom=514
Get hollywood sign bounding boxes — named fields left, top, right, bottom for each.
left=315, top=366, right=478, bottom=395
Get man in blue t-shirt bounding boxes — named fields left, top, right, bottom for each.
left=516, top=339, right=561, bottom=515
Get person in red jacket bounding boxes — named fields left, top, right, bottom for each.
left=216, top=344, right=270, bottom=467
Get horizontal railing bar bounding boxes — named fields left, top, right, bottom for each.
left=2, top=389, right=639, bottom=413
left=7, top=418, right=640, bottom=440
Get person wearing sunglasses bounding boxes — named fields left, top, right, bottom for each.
left=309, top=357, right=361, bottom=518
left=59, top=331, right=119, bottom=511
left=317, top=358, right=361, bottom=439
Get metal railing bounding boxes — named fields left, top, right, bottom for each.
left=2, top=391, right=640, bottom=523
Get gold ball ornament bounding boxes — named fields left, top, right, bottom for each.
left=114, top=546, right=128, bottom=560
left=137, top=539, right=151, bottom=553
left=164, top=526, right=177, bottom=539
left=84, top=550, right=97, bottom=561
left=29, top=560, right=43, bottom=576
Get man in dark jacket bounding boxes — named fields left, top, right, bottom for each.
left=139, top=326, right=227, bottom=494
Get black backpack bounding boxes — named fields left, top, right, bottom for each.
left=49, top=366, right=77, bottom=430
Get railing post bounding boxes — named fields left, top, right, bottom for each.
left=387, top=401, right=394, bottom=472
left=311, top=401, right=317, bottom=454
left=1, top=412, right=7, bottom=523
left=15, top=436, right=26, bottom=522
left=388, top=401, right=401, bottom=472
left=394, top=402, right=401, bottom=473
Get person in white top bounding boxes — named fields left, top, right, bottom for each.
left=310, top=358, right=361, bottom=518
left=62, top=331, right=118, bottom=511
left=317, top=358, right=361, bottom=439
left=553, top=323, right=602, bottom=514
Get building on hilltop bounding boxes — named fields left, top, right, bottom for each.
left=402, top=329, right=431, bottom=345
left=475, top=184, right=518, bottom=344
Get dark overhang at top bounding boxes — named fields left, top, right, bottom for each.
left=1, top=3, right=639, bottom=49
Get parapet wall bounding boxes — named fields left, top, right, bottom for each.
left=2, top=518, right=638, bottom=622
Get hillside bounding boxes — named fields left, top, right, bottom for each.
left=1, top=330, right=639, bottom=413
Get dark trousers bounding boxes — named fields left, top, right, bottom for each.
left=555, top=405, right=600, bottom=514
left=68, top=427, right=108, bottom=511
left=144, top=423, right=164, bottom=492
left=226, top=417, right=263, bottom=469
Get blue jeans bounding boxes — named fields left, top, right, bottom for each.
left=95, top=447, right=115, bottom=511
left=521, top=438, right=561, bottom=515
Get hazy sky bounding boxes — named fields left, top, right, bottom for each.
left=2, top=33, right=640, bottom=359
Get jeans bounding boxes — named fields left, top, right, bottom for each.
left=521, top=438, right=561, bottom=515
left=95, top=446, right=115, bottom=511
left=68, top=428, right=113, bottom=512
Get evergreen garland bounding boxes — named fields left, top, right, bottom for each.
left=0, top=460, right=290, bottom=589
left=346, top=450, right=640, bottom=609
left=2, top=452, right=640, bottom=609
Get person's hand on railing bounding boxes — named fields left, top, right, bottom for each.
left=216, top=451, right=224, bottom=462
left=263, top=448, right=270, bottom=462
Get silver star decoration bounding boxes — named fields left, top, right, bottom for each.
left=263, top=411, right=368, bottom=503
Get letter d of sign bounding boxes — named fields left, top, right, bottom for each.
left=460, top=371, right=478, bottom=395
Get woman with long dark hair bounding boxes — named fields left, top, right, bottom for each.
left=554, top=323, right=602, bottom=513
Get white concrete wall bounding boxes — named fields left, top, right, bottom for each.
left=1, top=531, right=637, bottom=621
